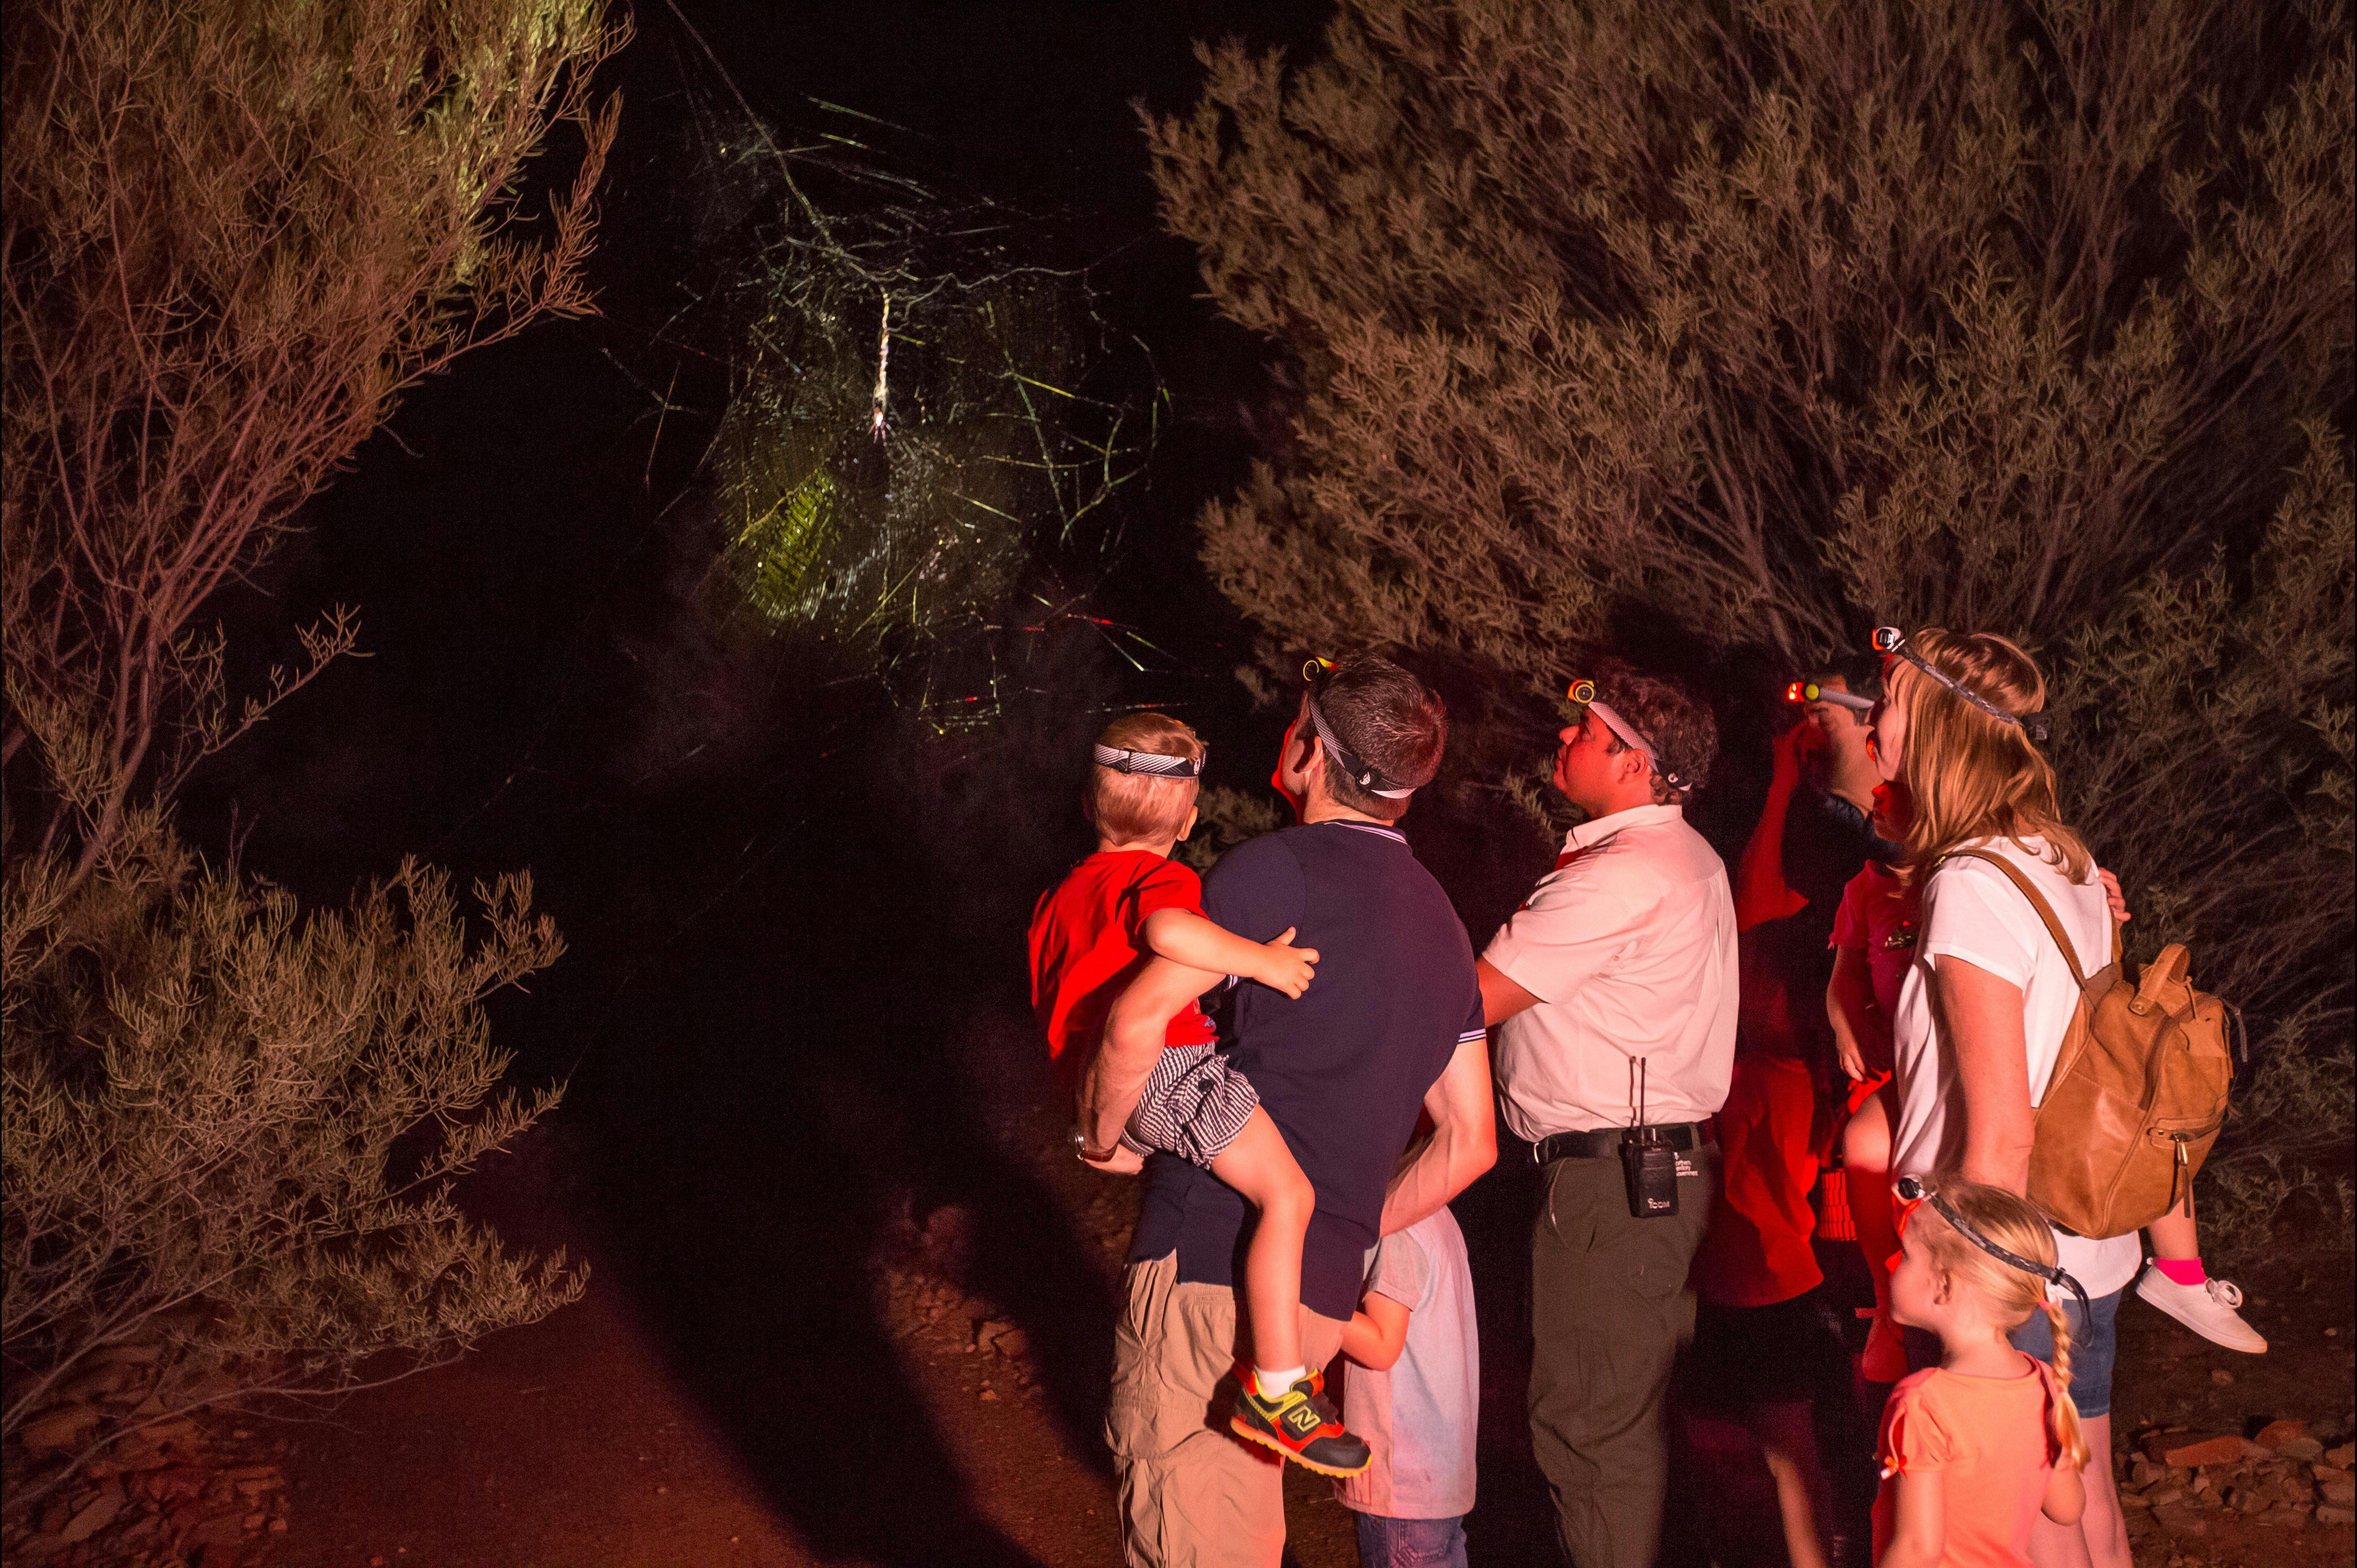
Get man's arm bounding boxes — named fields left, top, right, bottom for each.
left=1381, top=1035, right=1496, bottom=1234
left=1478, top=958, right=1541, bottom=1028
left=1078, top=955, right=1222, bottom=1155
left=1734, top=723, right=1813, bottom=931
left=1930, top=955, right=2035, bottom=1193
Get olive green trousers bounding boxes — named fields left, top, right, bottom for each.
left=1528, top=1145, right=1716, bottom=1568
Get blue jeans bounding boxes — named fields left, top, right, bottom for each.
left=1354, top=1511, right=1468, bottom=1568
left=2009, top=1287, right=2121, bottom=1419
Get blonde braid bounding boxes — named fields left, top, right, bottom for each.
left=1911, top=1174, right=2093, bottom=1472
left=2041, top=1298, right=2090, bottom=1471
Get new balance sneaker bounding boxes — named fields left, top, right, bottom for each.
left=2135, top=1264, right=2268, bottom=1353
left=1229, top=1369, right=1371, bottom=1477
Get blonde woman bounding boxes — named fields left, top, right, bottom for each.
left=1866, top=627, right=2133, bottom=1568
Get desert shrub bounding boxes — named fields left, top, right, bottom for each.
left=1, top=815, right=581, bottom=1491
left=2, top=0, right=623, bottom=875
left=0, top=0, right=620, bottom=1488
left=1149, top=0, right=2354, bottom=1235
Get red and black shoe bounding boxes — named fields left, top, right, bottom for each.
left=1228, top=1368, right=1371, bottom=1478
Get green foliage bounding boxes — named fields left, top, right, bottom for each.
left=2, top=817, right=581, bottom=1463
left=1151, top=0, right=2354, bottom=1234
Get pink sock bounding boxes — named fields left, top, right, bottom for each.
left=2154, top=1256, right=2206, bottom=1286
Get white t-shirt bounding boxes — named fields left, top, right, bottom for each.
left=1485, top=805, right=1739, bottom=1137
left=1890, top=836, right=2142, bottom=1299
left=1334, top=1209, right=1478, bottom=1520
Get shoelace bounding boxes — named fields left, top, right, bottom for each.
left=2207, top=1277, right=2245, bottom=1309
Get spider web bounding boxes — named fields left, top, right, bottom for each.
left=630, top=11, right=1168, bottom=736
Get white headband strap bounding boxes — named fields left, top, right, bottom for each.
left=1586, top=699, right=1688, bottom=792
left=1093, top=743, right=1202, bottom=779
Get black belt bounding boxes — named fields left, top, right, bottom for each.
left=1532, top=1122, right=1713, bottom=1164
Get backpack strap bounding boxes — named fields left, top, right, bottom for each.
left=1939, top=849, right=2092, bottom=989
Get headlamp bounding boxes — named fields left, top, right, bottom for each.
left=1298, top=656, right=1416, bottom=798
left=1565, top=677, right=1689, bottom=794
left=1870, top=627, right=2050, bottom=743
left=1892, top=1175, right=2091, bottom=1320
left=1785, top=679, right=1875, bottom=713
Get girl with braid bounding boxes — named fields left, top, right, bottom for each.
left=1875, top=1176, right=2088, bottom=1568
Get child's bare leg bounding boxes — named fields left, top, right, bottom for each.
left=2147, top=1190, right=2197, bottom=1258
left=1843, top=1091, right=1905, bottom=1380
left=2134, top=1183, right=2265, bottom=1351
left=1208, top=1107, right=1315, bottom=1380
left=1750, top=1403, right=1832, bottom=1568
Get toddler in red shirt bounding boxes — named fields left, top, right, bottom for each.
left=1028, top=712, right=1371, bottom=1477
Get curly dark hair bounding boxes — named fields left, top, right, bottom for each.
left=1595, top=670, right=1717, bottom=804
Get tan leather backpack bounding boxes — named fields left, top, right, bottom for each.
left=1944, top=850, right=2240, bottom=1240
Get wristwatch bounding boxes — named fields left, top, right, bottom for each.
left=1071, top=1128, right=1117, bottom=1163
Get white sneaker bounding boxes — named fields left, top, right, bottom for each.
left=2135, top=1264, right=2268, bottom=1353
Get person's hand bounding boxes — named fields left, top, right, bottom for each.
left=1836, top=1030, right=1868, bottom=1083
left=1075, top=1128, right=1146, bottom=1174
left=1248, top=926, right=1319, bottom=999
left=2097, top=867, right=2130, bottom=924
left=1083, top=1143, right=1146, bottom=1175
left=1770, top=717, right=1821, bottom=783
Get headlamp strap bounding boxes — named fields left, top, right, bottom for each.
left=1092, top=743, right=1203, bottom=779
left=1875, top=630, right=2051, bottom=743
left=1305, top=688, right=1416, bottom=799
left=1923, top=1189, right=2092, bottom=1322
left=1585, top=697, right=1687, bottom=793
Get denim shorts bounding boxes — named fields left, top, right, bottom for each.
left=2008, top=1288, right=2120, bottom=1420
left=1353, top=1512, right=1468, bottom=1568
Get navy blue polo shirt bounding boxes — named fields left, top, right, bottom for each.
left=1128, top=819, right=1487, bottom=1319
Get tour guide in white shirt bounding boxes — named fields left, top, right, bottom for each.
left=1479, top=671, right=1737, bottom=1568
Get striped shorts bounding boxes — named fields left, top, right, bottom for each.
left=1120, top=1043, right=1261, bottom=1169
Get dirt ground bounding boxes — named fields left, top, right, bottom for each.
left=18, top=1007, right=2350, bottom=1568
left=260, top=1010, right=1361, bottom=1568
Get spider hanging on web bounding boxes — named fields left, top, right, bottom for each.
left=869, top=291, right=890, bottom=439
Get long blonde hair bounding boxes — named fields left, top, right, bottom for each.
left=1912, top=1177, right=2090, bottom=1471
left=1890, top=629, right=2091, bottom=883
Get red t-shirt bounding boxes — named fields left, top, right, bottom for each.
left=1029, top=850, right=1221, bottom=1095
left=1830, top=861, right=1919, bottom=1021
left=1691, top=1052, right=1825, bottom=1307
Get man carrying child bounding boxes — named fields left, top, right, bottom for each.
left=1079, top=654, right=1498, bottom=1568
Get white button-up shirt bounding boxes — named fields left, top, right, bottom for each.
left=1484, top=804, right=1739, bottom=1140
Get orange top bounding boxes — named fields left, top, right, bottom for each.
left=1872, top=1356, right=2065, bottom=1568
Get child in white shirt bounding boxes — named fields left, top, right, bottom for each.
left=1333, top=1205, right=1480, bottom=1568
